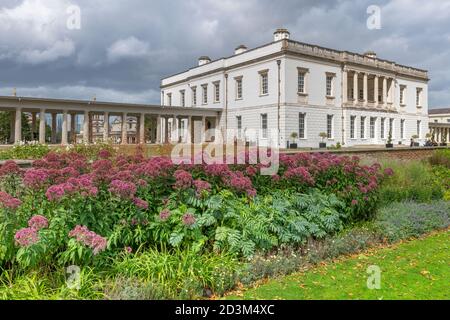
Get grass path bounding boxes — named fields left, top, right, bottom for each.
left=225, top=230, right=450, bottom=300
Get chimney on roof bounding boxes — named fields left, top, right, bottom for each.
left=364, top=51, right=377, bottom=59
left=273, top=28, right=290, bottom=42
left=234, top=45, right=248, bottom=55
left=198, top=56, right=211, bottom=66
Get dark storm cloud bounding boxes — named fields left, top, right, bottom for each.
left=0, top=0, right=448, bottom=107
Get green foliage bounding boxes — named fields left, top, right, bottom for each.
left=0, top=112, right=32, bottom=144
left=64, top=142, right=117, bottom=160
left=378, top=160, right=443, bottom=204
left=374, top=201, right=450, bottom=242
left=0, top=143, right=51, bottom=160
left=113, top=248, right=242, bottom=299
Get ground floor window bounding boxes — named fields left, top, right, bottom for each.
left=360, top=116, right=366, bottom=139
left=299, top=113, right=306, bottom=139
left=350, top=116, right=356, bottom=139
left=401, top=119, right=405, bottom=139
left=327, top=115, right=333, bottom=139
left=381, top=118, right=386, bottom=139
left=261, top=114, right=268, bottom=139
left=417, top=120, right=421, bottom=138
left=237, top=116, right=242, bottom=138
left=370, top=117, right=376, bottom=139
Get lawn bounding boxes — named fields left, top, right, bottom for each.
left=226, top=230, right=450, bottom=300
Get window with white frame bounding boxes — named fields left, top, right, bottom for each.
left=327, top=115, right=334, bottom=139
left=381, top=118, right=386, bottom=139
left=298, top=68, right=308, bottom=94
left=236, top=116, right=242, bottom=138
left=191, top=87, right=197, bottom=106
left=350, top=116, right=356, bottom=139
left=416, top=88, right=422, bottom=107
left=167, top=93, right=172, bottom=106
left=400, top=85, right=406, bottom=105
left=389, top=118, right=394, bottom=137
left=214, top=82, right=220, bottom=103
left=261, top=114, right=268, bottom=139
left=359, top=89, right=364, bottom=101
left=235, top=77, right=243, bottom=99
left=260, top=71, right=269, bottom=95
left=202, top=84, right=208, bottom=104
left=360, top=116, right=366, bottom=139
left=417, top=120, right=421, bottom=137
left=370, top=117, right=376, bottom=139
left=326, top=74, right=334, bottom=97
left=299, top=113, right=306, bottom=139
left=400, top=119, right=405, bottom=139
left=180, top=90, right=185, bottom=107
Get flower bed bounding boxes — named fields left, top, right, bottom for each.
left=0, top=150, right=389, bottom=270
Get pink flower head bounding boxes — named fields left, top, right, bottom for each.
left=182, top=213, right=196, bottom=226
left=193, top=179, right=211, bottom=197
left=0, top=161, right=21, bottom=177
left=15, top=227, right=39, bottom=247
left=28, top=215, right=49, bottom=230
left=173, top=170, right=193, bottom=190
left=23, top=169, right=49, bottom=189
left=125, top=246, right=133, bottom=254
left=108, top=179, right=137, bottom=199
left=351, top=199, right=359, bottom=206
left=133, top=197, right=149, bottom=210
left=159, top=209, right=171, bottom=221
left=384, top=168, right=394, bottom=176
left=0, top=191, right=22, bottom=210
left=69, top=225, right=107, bottom=255
left=98, top=149, right=112, bottom=159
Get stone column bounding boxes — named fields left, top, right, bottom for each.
left=363, top=73, right=368, bottom=106
left=171, top=115, right=177, bottom=143
left=382, top=77, right=387, bottom=107
left=353, top=71, right=358, bottom=105
left=374, top=75, right=379, bottom=107
left=342, top=69, right=348, bottom=104
left=83, top=110, right=89, bottom=144
left=61, top=111, right=68, bottom=145
left=39, top=109, right=46, bottom=144
left=187, top=116, right=192, bottom=143
left=139, top=113, right=145, bottom=144
left=164, top=117, right=169, bottom=143
left=201, top=116, right=206, bottom=143
left=70, top=113, right=76, bottom=144
left=31, top=112, right=37, bottom=141
left=103, top=112, right=109, bottom=142
left=14, top=108, right=22, bottom=144
left=156, top=115, right=161, bottom=144
left=51, top=112, right=57, bottom=144
left=121, top=112, right=128, bottom=145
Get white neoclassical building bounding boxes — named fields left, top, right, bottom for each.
left=161, top=28, right=430, bottom=148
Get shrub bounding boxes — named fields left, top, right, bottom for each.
left=374, top=201, right=450, bottom=242
left=378, top=160, right=443, bottom=204
left=429, top=149, right=450, bottom=168
left=0, top=143, right=50, bottom=160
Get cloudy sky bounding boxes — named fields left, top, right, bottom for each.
left=0, top=0, right=449, bottom=109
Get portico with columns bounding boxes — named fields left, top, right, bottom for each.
left=0, top=96, right=221, bottom=146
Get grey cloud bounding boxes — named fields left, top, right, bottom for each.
left=0, top=0, right=448, bottom=108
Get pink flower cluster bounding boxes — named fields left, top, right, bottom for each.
left=223, top=171, right=256, bottom=197
left=133, top=197, right=149, bottom=210
left=14, top=215, right=49, bottom=247
left=15, top=227, right=39, bottom=247
left=182, top=213, right=196, bottom=226
left=69, top=225, right=107, bottom=255
left=159, top=209, right=171, bottom=221
left=108, top=179, right=137, bottom=199
left=45, top=175, right=98, bottom=201
left=0, top=161, right=21, bottom=177
left=193, top=179, right=211, bottom=196
left=0, top=191, right=22, bottom=210
left=173, top=170, right=193, bottom=190
left=28, top=215, right=49, bottom=230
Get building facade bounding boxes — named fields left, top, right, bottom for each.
left=429, top=108, right=450, bottom=144
left=161, top=29, right=430, bottom=148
